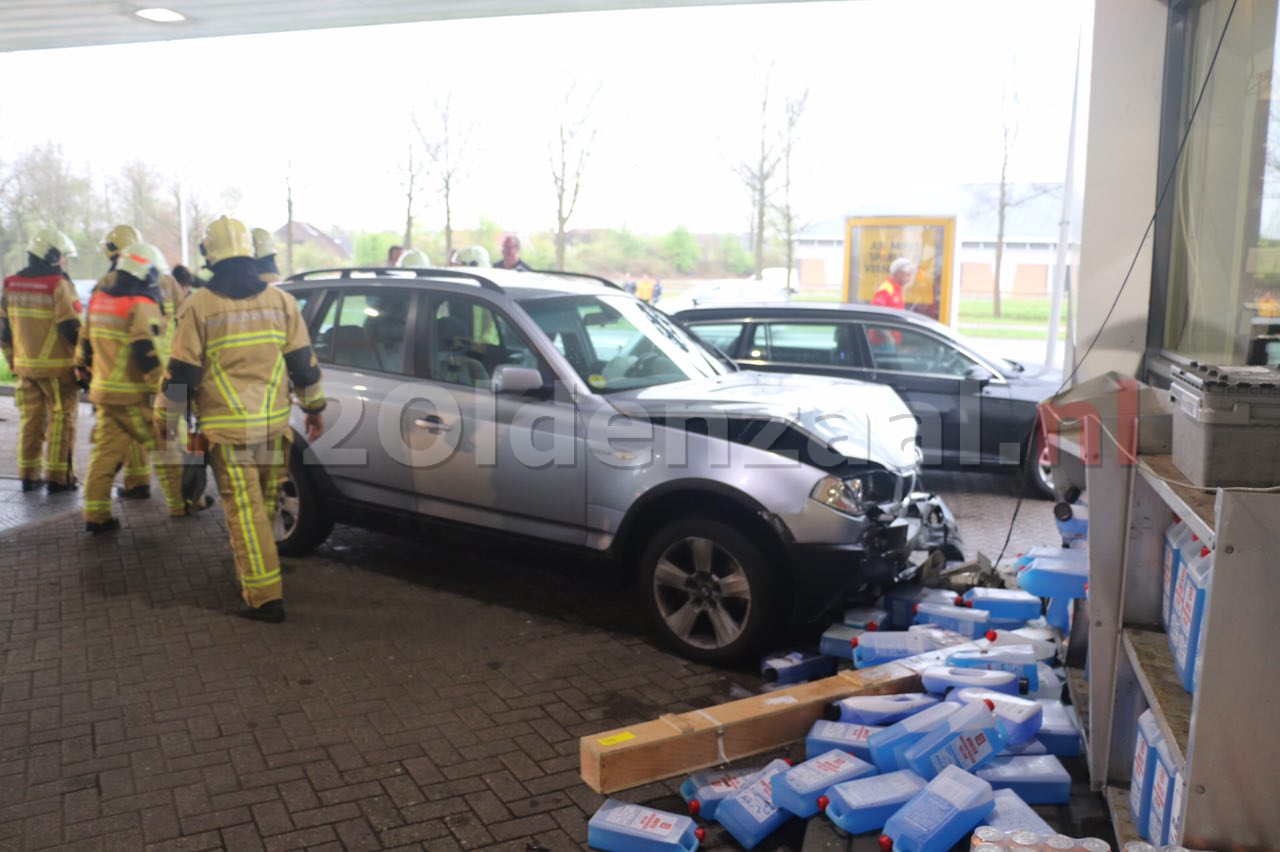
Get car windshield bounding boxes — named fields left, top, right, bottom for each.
left=521, top=293, right=732, bottom=392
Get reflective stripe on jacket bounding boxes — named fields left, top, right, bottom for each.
left=1, top=272, right=81, bottom=377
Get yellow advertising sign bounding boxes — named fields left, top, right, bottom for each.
left=842, top=216, right=957, bottom=325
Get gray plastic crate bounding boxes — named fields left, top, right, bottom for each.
left=1169, top=363, right=1280, bottom=487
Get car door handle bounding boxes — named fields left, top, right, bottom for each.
left=413, top=415, right=452, bottom=433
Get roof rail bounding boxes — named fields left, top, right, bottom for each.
left=528, top=269, right=623, bottom=291
left=284, top=267, right=504, bottom=293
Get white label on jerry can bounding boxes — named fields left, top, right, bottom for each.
left=606, top=804, right=678, bottom=838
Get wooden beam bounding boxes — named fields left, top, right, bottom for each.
left=580, top=660, right=926, bottom=794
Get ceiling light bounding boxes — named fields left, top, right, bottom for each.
left=135, top=8, right=186, bottom=23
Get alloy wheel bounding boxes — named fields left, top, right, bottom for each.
left=651, top=536, right=752, bottom=650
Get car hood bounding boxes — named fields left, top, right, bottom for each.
left=1000, top=362, right=1063, bottom=404
left=609, top=370, right=922, bottom=472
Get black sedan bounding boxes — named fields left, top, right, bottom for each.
left=671, top=302, right=1061, bottom=498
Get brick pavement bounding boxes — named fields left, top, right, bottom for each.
left=0, top=394, right=1075, bottom=851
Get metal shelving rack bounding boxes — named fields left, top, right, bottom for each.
left=1054, top=429, right=1280, bottom=851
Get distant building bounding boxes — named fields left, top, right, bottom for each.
left=273, top=221, right=352, bottom=261
left=793, top=183, right=1080, bottom=299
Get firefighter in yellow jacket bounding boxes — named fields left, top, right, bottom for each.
left=155, top=216, right=325, bottom=623
left=1, top=228, right=82, bottom=493
left=252, top=228, right=282, bottom=284
left=79, top=243, right=187, bottom=532
left=95, top=224, right=187, bottom=498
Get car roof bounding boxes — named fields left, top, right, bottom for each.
left=278, top=266, right=620, bottom=301
left=671, top=301, right=957, bottom=335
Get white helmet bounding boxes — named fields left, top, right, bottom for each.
left=116, top=242, right=167, bottom=285
left=454, top=245, right=490, bottom=267
left=397, top=248, right=430, bottom=268
left=28, top=228, right=77, bottom=265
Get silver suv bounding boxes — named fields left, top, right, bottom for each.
left=274, top=268, right=962, bottom=662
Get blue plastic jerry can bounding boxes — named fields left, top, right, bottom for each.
left=771, top=750, right=875, bottom=818
left=1162, top=518, right=1194, bottom=630
left=913, top=601, right=991, bottom=639
left=867, top=701, right=961, bottom=772
left=1054, top=498, right=1088, bottom=546
left=982, top=788, right=1056, bottom=836
left=1034, top=700, right=1081, bottom=756
left=963, top=588, right=1042, bottom=622
left=852, top=630, right=940, bottom=667
left=882, top=587, right=963, bottom=629
left=819, top=624, right=863, bottom=659
left=1128, top=710, right=1163, bottom=835
left=921, top=666, right=1019, bottom=696
left=1000, top=739, right=1048, bottom=756
left=806, top=719, right=882, bottom=761
left=881, top=765, right=994, bottom=852
left=761, top=650, right=836, bottom=686
left=588, top=799, right=701, bottom=852
left=902, top=699, right=1008, bottom=779
left=1146, top=737, right=1177, bottom=844
left=973, top=754, right=1070, bottom=804
left=821, top=769, right=927, bottom=835
left=843, top=606, right=888, bottom=631
left=715, top=760, right=792, bottom=850
left=828, top=693, right=939, bottom=725
left=1026, top=663, right=1064, bottom=701
left=1046, top=596, right=1072, bottom=632
left=679, top=763, right=767, bottom=820
left=947, top=645, right=1040, bottom=691
left=947, top=688, right=1043, bottom=745
left=1016, top=549, right=1088, bottom=599
left=987, top=629, right=1058, bottom=662
left=1170, top=546, right=1212, bottom=693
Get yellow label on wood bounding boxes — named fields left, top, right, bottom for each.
left=597, top=732, right=636, bottom=747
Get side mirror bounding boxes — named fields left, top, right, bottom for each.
left=965, top=365, right=994, bottom=384
left=491, top=364, right=545, bottom=395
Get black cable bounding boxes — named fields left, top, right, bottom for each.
left=993, top=0, right=1239, bottom=571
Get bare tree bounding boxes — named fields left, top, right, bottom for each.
left=399, top=127, right=427, bottom=251
left=772, top=88, right=809, bottom=292
left=550, top=81, right=600, bottom=271
left=735, top=66, right=781, bottom=281
left=416, top=93, right=472, bottom=260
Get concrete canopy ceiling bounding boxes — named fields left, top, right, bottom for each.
left=1, top=0, right=803, bottom=53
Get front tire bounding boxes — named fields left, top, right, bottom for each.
left=640, top=518, right=779, bottom=664
left=275, top=450, right=333, bottom=556
left=1021, top=430, right=1056, bottom=500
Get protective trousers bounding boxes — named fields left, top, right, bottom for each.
left=208, top=438, right=286, bottom=607
left=123, top=441, right=151, bottom=490
left=14, top=375, right=78, bottom=485
left=83, top=404, right=183, bottom=522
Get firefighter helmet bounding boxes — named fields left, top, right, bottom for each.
left=252, top=227, right=276, bottom=260
left=454, top=245, right=490, bottom=267
left=200, top=216, right=254, bottom=265
left=397, top=248, right=430, bottom=268
left=116, top=242, right=166, bottom=286
left=28, top=228, right=77, bottom=265
left=100, top=224, right=142, bottom=260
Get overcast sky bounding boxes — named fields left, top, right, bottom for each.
left=0, top=0, right=1085, bottom=236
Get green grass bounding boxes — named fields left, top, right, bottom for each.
left=960, top=326, right=1067, bottom=341
left=0, top=360, right=12, bottom=385
left=958, top=297, right=1053, bottom=323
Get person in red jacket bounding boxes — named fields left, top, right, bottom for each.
left=868, top=257, right=914, bottom=347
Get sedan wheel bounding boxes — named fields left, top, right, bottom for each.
left=274, top=474, right=301, bottom=544
left=652, top=536, right=753, bottom=651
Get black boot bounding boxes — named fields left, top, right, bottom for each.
left=117, top=484, right=151, bottom=500
left=47, top=479, right=78, bottom=494
left=85, top=518, right=120, bottom=535
left=20, top=479, right=43, bottom=492
left=235, top=600, right=285, bottom=623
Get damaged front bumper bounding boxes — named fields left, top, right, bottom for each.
left=785, top=491, right=963, bottom=622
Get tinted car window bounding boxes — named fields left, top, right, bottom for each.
left=749, top=323, right=848, bottom=365
left=431, top=295, right=541, bottom=387
left=312, top=289, right=412, bottom=374
left=687, top=322, right=747, bottom=355
left=863, top=323, right=982, bottom=378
